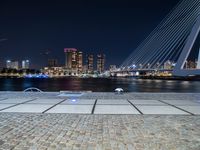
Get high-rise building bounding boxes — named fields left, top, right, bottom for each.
left=48, top=59, right=58, bottom=67
left=22, top=60, right=30, bottom=69
left=71, top=51, right=77, bottom=69
left=64, top=48, right=83, bottom=74
left=6, top=60, right=11, bottom=69
left=64, top=48, right=77, bottom=69
left=97, top=54, right=105, bottom=73
left=6, top=60, right=19, bottom=69
left=77, top=51, right=83, bottom=73
left=86, top=54, right=94, bottom=73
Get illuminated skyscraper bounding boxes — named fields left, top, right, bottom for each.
left=64, top=48, right=77, bottom=69
left=64, top=48, right=83, bottom=74
left=71, top=50, right=77, bottom=70
left=86, top=54, right=93, bottom=73
left=6, top=60, right=11, bottom=69
left=97, top=54, right=105, bottom=73
left=22, top=60, right=30, bottom=69
left=77, top=51, right=83, bottom=73
left=6, top=60, right=19, bottom=69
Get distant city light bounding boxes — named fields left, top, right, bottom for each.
left=136, top=72, right=139, bottom=76
left=24, top=74, right=49, bottom=78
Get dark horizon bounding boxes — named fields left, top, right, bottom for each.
left=0, top=0, right=180, bottom=69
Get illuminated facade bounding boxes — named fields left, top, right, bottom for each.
left=97, top=54, right=105, bottom=73
left=86, top=54, right=93, bottom=73
left=43, top=67, right=64, bottom=77
left=64, top=48, right=77, bottom=69
left=22, top=60, right=30, bottom=69
left=6, top=60, right=19, bottom=69
left=77, top=51, right=83, bottom=73
left=64, top=48, right=83, bottom=74
left=43, top=67, right=79, bottom=77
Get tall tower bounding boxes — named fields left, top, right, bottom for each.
left=77, top=51, right=83, bottom=73
left=22, top=60, right=30, bottom=69
left=86, top=54, right=93, bottom=73
left=97, top=54, right=105, bottom=73
left=64, top=48, right=77, bottom=69
left=6, top=60, right=11, bottom=69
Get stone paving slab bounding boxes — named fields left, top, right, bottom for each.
left=176, top=106, right=200, bottom=115
left=97, top=99, right=130, bottom=105
left=27, top=98, right=65, bottom=104
left=161, top=100, right=200, bottom=105
left=0, top=104, right=15, bottom=110
left=0, top=113, right=200, bottom=150
left=0, top=98, right=6, bottom=101
left=94, top=105, right=140, bottom=114
left=136, top=105, right=189, bottom=115
left=0, top=98, right=34, bottom=104
left=129, top=100, right=167, bottom=105
left=61, top=99, right=96, bottom=105
left=46, top=105, right=93, bottom=114
left=0, top=104, right=53, bottom=113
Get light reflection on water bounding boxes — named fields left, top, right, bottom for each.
left=0, top=77, right=200, bottom=92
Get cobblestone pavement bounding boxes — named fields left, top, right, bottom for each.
left=0, top=113, right=200, bottom=150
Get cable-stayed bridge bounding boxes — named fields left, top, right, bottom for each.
left=116, top=0, right=200, bottom=77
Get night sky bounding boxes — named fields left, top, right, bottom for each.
left=0, top=0, right=180, bottom=69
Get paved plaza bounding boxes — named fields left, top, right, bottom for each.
left=0, top=92, right=199, bottom=150
left=0, top=92, right=200, bottom=115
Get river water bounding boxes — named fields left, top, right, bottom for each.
left=0, top=77, right=200, bottom=92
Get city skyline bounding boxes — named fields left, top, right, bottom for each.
left=2, top=50, right=106, bottom=71
left=0, top=0, right=179, bottom=68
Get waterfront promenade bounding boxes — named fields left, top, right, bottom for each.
left=0, top=92, right=200, bottom=149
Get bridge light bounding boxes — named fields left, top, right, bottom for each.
left=130, top=64, right=136, bottom=69
left=172, top=63, right=176, bottom=66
